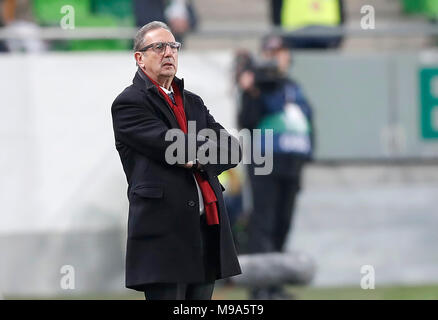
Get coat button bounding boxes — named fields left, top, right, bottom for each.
left=188, top=200, right=196, bottom=207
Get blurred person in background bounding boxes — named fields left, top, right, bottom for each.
left=111, top=21, right=241, bottom=300
left=218, top=167, right=246, bottom=251
left=270, top=0, right=345, bottom=49
left=0, top=0, right=8, bottom=51
left=132, top=0, right=198, bottom=45
left=218, top=168, right=244, bottom=229
left=236, top=35, right=314, bottom=299
left=1, top=0, right=47, bottom=52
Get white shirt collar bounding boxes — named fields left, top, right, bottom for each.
left=160, top=86, right=173, bottom=95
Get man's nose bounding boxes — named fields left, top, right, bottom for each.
left=163, top=44, right=174, bottom=57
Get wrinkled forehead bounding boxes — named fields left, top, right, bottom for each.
left=144, top=28, right=176, bottom=45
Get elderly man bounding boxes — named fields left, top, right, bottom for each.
left=111, top=21, right=241, bottom=300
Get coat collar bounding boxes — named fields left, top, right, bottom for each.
left=133, top=68, right=185, bottom=129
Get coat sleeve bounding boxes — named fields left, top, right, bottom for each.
left=111, top=91, right=202, bottom=165
left=294, top=83, right=316, bottom=162
left=196, top=97, right=242, bottom=177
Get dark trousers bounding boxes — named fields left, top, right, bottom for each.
left=143, top=214, right=219, bottom=300
left=283, top=26, right=344, bottom=49
left=247, top=172, right=300, bottom=298
left=143, top=282, right=215, bottom=300
left=247, top=173, right=300, bottom=253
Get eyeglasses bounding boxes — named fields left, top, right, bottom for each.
left=138, top=41, right=181, bottom=54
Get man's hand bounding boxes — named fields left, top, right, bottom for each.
left=183, top=160, right=194, bottom=169
left=183, top=159, right=204, bottom=171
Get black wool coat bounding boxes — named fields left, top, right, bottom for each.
left=111, top=69, right=242, bottom=290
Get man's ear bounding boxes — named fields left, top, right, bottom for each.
left=134, top=52, right=144, bottom=68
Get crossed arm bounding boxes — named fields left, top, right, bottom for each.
left=112, top=93, right=241, bottom=176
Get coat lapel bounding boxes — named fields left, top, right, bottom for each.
left=133, top=69, right=180, bottom=129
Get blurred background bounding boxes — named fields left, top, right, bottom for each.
left=1, top=0, right=438, bottom=299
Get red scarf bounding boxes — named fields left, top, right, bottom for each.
left=144, top=72, right=220, bottom=225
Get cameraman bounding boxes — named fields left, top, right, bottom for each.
left=236, top=35, right=315, bottom=300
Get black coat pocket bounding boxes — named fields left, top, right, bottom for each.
left=133, top=185, right=163, bottom=198
left=128, top=185, right=169, bottom=239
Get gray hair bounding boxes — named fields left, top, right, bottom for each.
left=133, top=21, right=171, bottom=52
